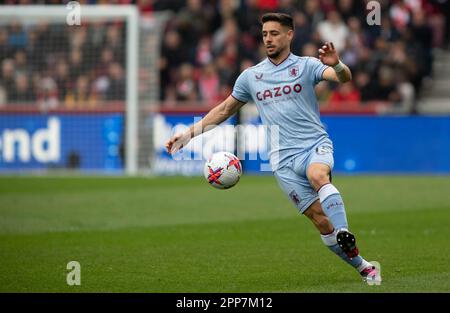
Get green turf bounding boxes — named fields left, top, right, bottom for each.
left=0, top=175, right=450, bottom=292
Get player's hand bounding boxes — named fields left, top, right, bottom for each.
left=318, top=42, right=340, bottom=66
left=165, top=131, right=191, bottom=154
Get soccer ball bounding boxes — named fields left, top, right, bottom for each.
left=204, top=151, right=242, bottom=189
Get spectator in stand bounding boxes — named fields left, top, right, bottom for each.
left=37, top=76, right=59, bottom=111
left=198, top=62, right=220, bottom=102
left=0, top=29, right=11, bottom=60
left=236, top=0, right=264, bottom=43
left=8, top=21, right=27, bottom=52
left=176, top=0, right=210, bottom=52
left=96, top=48, right=115, bottom=78
left=379, top=16, right=401, bottom=43
left=175, top=63, right=198, bottom=102
left=317, top=10, right=349, bottom=52
left=212, top=17, right=239, bottom=56
left=195, top=36, right=213, bottom=67
left=1, top=59, right=15, bottom=96
left=291, top=11, right=312, bottom=56
left=160, top=30, right=187, bottom=100
left=106, top=62, right=126, bottom=101
left=395, top=69, right=415, bottom=113
left=9, top=73, right=33, bottom=103
left=54, top=60, right=70, bottom=102
left=336, top=0, right=362, bottom=23
left=372, top=66, right=402, bottom=103
left=328, top=82, right=361, bottom=108
left=390, top=0, right=411, bottom=32
left=278, top=0, right=297, bottom=15
left=341, top=17, right=366, bottom=69
left=303, top=0, right=324, bottom=30
left=105, top=24, right=125, bottom=64
left=215, top=53, right=235, bottom=89
left=65, top=75, right=96, bottom=109
left=68, top=49, right=85, bottom=81
left=13, top=50, right=28, bottom=76
left=410, top=10, right=433, bottom=78
left=354, top=71, right=376, bottom=102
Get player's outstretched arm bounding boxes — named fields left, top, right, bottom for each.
left=165, top=95, right=245, bottom=154
left=318, top=42, right=352, bottom=83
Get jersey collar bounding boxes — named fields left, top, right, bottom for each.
left=267, top=52, right=294, bottom=67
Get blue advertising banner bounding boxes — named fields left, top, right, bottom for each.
left=241, top=115, right=450, bottom=174
left=0, top=114, right=123, bottom=171
left=2, top=113, right=448, bottom=174
left=322, top=116, right=450, bottom=174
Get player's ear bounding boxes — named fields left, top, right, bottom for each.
left=286, top=29, right=294, bottom=40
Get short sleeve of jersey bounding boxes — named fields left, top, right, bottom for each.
left=308, top=57, right=329, bottom=85
left=231, top=69, right=251, bottom=103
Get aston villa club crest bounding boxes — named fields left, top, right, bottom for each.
left=255, top=72, right=263, bottom=80
left=289, top=190, right=301, bottom=206
left=288, top=66, right=299, bottom=77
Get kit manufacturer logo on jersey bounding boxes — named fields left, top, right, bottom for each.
left=255, top=72, right=263, bottom=80
left=288, top=65, right=299, bottom=77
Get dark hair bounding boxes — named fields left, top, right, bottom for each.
left=261, top=13, right=294, bottom=31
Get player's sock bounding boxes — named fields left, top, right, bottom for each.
left=321, top=229, right=371, bottom=271
left=318, top=183, right=348, bottom=230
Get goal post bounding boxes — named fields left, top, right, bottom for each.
left=0, top=5, right=140, bottom=174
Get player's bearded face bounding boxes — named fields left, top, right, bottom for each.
left=262, top=22, right=291, bottom=59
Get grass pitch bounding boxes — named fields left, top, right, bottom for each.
left=0, top=175, right=449, bottom=292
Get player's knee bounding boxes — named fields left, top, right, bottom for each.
left=308, top=169, right=330, bottom=189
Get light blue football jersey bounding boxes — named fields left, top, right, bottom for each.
left=232, top=53, right=331, bottom=170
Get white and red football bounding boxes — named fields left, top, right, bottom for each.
left=203, top=152, right=242, bottom=189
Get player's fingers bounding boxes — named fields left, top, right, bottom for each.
left=167, top=137, right=176, bottom=146
left=165, top=142, right=173, bottom=154
left=165, top=136, right=179, bottom=153
left=329, top=42, right=335, bottom=50
left=326, top=42, right=334, bottom=52
left=168, top=143, right=177, bottom=154
left=322, top=43, right=329, bottom=51
left=318, top=48, right=325, bottom=54
left=171, top=142, right=184, bottom=154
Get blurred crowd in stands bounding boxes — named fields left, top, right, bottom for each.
left=0, top=19, right=126, bottom=109
left=0, top=0, right=449, bottom=112
left=154, top=0, right=449, bottom=112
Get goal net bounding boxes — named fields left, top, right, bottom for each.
left=0, top=5, right=168, bottom=175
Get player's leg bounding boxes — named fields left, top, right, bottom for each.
left=305, top=143, right=355, bottom=255
left=302, top=200, right=333, bottom=235
left=303, top=143, right=382, bottom=284
left=303, top=200, right=372, bottom=271
left=307, top=163, right=349, bottom=234
left=273, top=158, right=381, bottom=283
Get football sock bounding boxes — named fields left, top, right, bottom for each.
left=321, top=229, right=370, bottom=271
left=318, top=183, right=348, bottom=230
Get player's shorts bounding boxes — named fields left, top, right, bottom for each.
left=273, top=139, right=334, bottom=214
